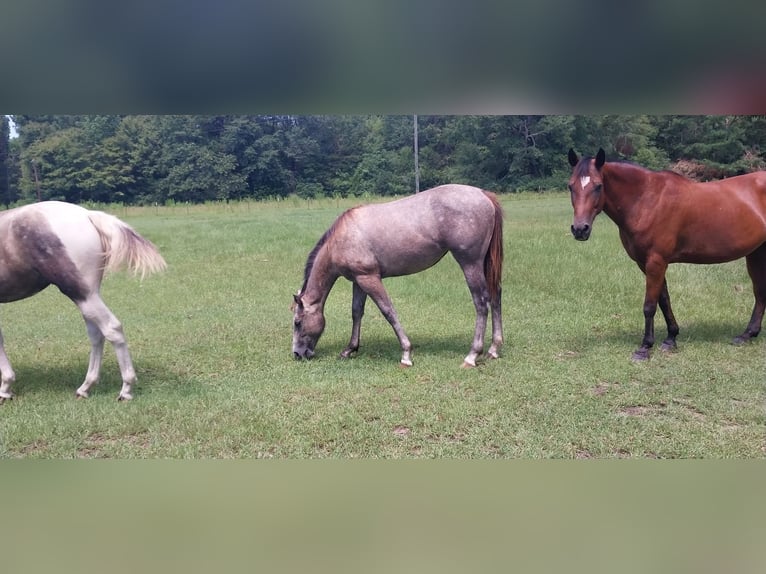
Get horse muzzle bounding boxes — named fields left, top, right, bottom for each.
left=571, top=223, right=591, bottom=241
left=293, top=348, right=315, bottom=360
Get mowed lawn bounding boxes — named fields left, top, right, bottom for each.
left=0, top=194, right=763, bottom=458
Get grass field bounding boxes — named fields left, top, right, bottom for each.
left=0, top=194, right=763, bottom=458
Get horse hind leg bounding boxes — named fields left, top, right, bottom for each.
left=0, top=327, right=17, bottom=403
left=75, top=294, right=137, bottom=401
left=734, top=245, right=766, bottom=344
left=487, top=286, right=503, bottom=360
left=74, top=320, right=106, bottom=399
left=459, top=261, right=491, bottom=368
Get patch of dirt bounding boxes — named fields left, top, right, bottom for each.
left=15, top=439, right=49, bottom=457
left=618, top=404, right=662, bottom=417
left=575, top=449, right=594, bottom=459
left=77, top=431, right=150, bottom=458
left=392, top=425, right=410, bottom=437
left=592, top=381, right=620, bottom=396
left=671, top=399, right=706, bottom=421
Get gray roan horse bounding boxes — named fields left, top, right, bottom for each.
left=292, top=184, right=504, bottom=367
left=0, top=201, right=166, bottom=402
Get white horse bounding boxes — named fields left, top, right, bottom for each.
left=0, top=201, right=166, bottom=402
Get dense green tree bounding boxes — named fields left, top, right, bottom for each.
left=7, top=115, right=765, bottom=205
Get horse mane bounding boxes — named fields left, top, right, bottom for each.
left=300, top=208, right=354, bottom=294
left=609, top=159, right=691, bottom=182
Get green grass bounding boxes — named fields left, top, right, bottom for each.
left=0, top=194, right=763, bottom=458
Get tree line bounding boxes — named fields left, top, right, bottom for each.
left=1, top=115, right=765, bottom=206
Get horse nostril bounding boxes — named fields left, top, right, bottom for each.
left=293, top=352, right=301, bottom=360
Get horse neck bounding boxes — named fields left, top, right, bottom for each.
left=601, top=163, right=655, bottom=228
left=301, top=244, right=339, bottom=308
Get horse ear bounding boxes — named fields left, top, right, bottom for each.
left=292, top=293, right=303, bottom=309
left=568, top=148, right=579, bottom=167
left=595, top=148, right=606, bottom=169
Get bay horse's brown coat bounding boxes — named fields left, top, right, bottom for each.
left=568, top=148, right=766, bottom=360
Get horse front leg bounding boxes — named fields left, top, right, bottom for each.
left=658, top=279, right=680, bottom=352
left=0, top=327, right=17, bottom=403
left=354, top=274, right=413, bottom=366
left=633, top=258, right=668, bottom=361
left=340, top=282, right=367, bottom=358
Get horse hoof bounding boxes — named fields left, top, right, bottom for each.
left=631, top=350, right=650, bottom=362
left=75, top=391, right=88, bottom=399
left=399, top=360, right=413, bottom=368
left=461, top=361, right=476, bottom=369
left=117, top=393, right=133, bottom=401
left=732, top=336, right=749, bottom=346
left=659, top=341, right=677, bottom=353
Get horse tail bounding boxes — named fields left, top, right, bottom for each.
left=482, top=191, right=504, bottom=303
left=87, top=211, right=167, bottom=279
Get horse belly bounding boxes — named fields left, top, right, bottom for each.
left=0, top=268, right=50, bottom=303
left=378, top=243, right=448, bottom=277
left=674, top=215, right=766, bottom=263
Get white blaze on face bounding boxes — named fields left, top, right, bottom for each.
left=580, top=176, right=591, bottom=188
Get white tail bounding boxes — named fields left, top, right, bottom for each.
left=87, top=211, right=167, bottom=279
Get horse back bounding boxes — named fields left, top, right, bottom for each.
left=333, top=185, right=498, bottom=277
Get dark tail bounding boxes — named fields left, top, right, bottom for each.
left=482, top=191, right=503, bottom=303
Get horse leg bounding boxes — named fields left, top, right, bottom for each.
left=0, top=327, right=16, bottom=402
left=487, top=286, right=503, bottom=360
left=340, top=282, right=367, bottom=358
left=734, top=244, right=766, bottom=344
left=633, top=258, right=668, bottom=361
left=458, top=261, right=491, bottom=367
left=658, top=280, right=680, bottom=352
left=74, top=319, right=106, bottom=398
left=74, top=294, right=137, bottom=401
left=354, top=274, right=413, bottom=366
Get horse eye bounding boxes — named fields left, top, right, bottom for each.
left=593, top=184, right=603, bottom=193
left=294, top=320, right=302, bottom=329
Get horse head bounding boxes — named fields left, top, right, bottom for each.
left=291, top=293, right=325, bottom=359
left=567, top=148, right=606, bottom=241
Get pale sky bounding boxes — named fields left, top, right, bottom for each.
left=5, top=115, right=18, bottom=138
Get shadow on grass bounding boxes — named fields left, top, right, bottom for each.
left=569, top=319, right=761, bottom=356
left=315, top=333, right=486, bottom=364
left=6, top=359, right=198, bottom=401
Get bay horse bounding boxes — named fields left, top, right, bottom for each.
left=567, top=148, right=766, bottom=360
left=292, top=184, right=504, bottom=367
left=0, top=201, right=166, bottom=402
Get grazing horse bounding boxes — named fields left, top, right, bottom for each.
left=0, top=201, right=166, bottom=402
left=292, top=184, right=504, bottom=367
left=567, top=148, right=766, bottom=360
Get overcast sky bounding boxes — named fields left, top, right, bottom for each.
left=5, top=115, right=18, bottom=138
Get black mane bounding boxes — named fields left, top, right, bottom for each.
left=299, top=209, right=353, bottom=294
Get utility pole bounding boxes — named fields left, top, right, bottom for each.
left=32, top=160, right=41, bottom=202
left=413, top=114, right=420, bottom=193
